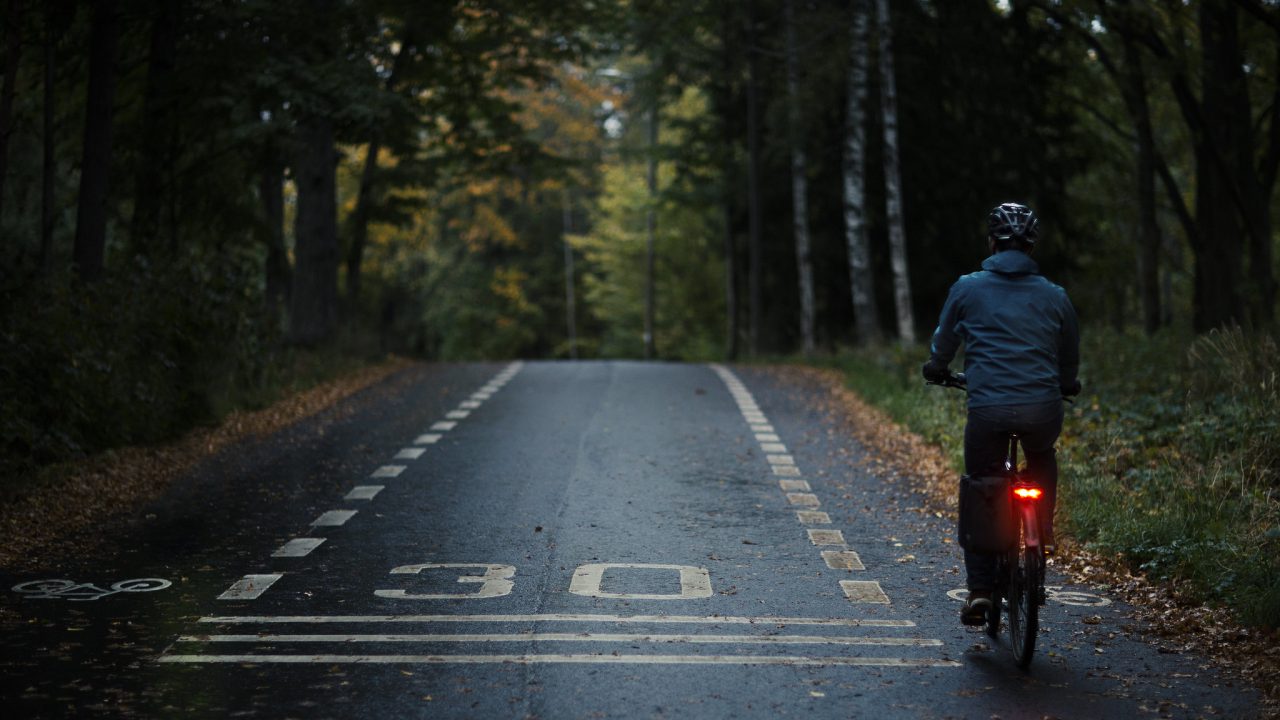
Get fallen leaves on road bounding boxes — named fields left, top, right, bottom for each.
left=765, top=364, right=1280, bottom=715
left=0, top=357, right=414, bottom=571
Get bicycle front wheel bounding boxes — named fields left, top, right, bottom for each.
left=1007, top=507, right=1041, bottom=669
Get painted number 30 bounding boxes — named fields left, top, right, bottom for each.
left=374, top=562, right=713, bottom=601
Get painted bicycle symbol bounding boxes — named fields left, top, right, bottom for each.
left=947, top=585, right=1111, bottom=607
left=12, top=578, right=172, bottom=601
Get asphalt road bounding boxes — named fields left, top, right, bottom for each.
left=0, top=361, right=1260, bottom=718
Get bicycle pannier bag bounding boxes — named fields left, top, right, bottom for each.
left=958, top=473, right=1014, bottom=553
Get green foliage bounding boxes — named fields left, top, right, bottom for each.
left=823, top=328, right=1280, bottom=628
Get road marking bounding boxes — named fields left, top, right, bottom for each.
left=807, top=529, right=846, bottom=546
left=377, top=564, right=516, bottom=600
left=159, top=653, right=959, bottom=667
left=796, top=511, right=831, bottom=525
left=472, top=392, right=492, bottom=400
left=460, top=401, right=482, bottom=409
left=370, top=465, right=406, bottom=478
left=446, top=410, right=470, bottom=419
left=272, top=539, right=326, bottom=558
left=841, top=581, right=890, bottom=604
left=773, top=466, right=802, bottom=477
left=179, top=633, right=942, bottom=647
left=778, top=479, right=810, bottom=491
left=413, top=434, right=441, bottom=445
left=198, top=613, right=916, bottom=627
left=311, top=510, right=357, bottom=527
left=743, top=414, right=767, bottom=423
left=344, top=486, right=384, bottom=501
left=569, top=563, right=713, bottom=600
left=755, top=433, right=781, bottom=442
left=750, top=424, right=774, bottom=433
left=217, top=575, right=283, bottom=601
left=760, top=443, right=788, bottom=453
left=822, top=551, right=865, bottom=570
left=766, top=454, right=795, bottom=465
left=394, top=447, right=425, bottom=460
left=786, top=493, right=820, bottom=507
left=431, top=421, right=457, bottom=431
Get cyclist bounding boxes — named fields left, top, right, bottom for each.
left=922, top=202, right=1080, bottom=626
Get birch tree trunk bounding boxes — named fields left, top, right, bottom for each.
left=785, top=0, right=816, bottom=357
left=875, top=0, right=915, bottom=343
left=844, top=0, right=879, bottom=344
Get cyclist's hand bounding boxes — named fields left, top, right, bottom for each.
left=922, top=360, right=949, bottom=384
left=1061, top=378, right=1082, bottom=397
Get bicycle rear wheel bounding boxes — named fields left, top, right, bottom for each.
left=1007, top=508, right=1041, bottom=668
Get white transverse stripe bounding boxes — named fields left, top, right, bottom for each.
left=271, top=539, right=325, bottom=558
left=180, top=633, right=942, bottom=647
left=371, top=465, right=406, bottom=478
left=841, top=580, right=891, bottom=604
left=159, top=653, right=958, bottom=668
left=773, top=466, right=803, bottom=477
left=796, top=511, right=831, bottom=525
left=344, top=486, right=383, bottom=501
left=446, top=410, right=470, bottom=419
left=431, top=421, right=457, bottom=431
left=311, top=510, right=356, bottom=527
left=822, top=550, right=865, bottom=571
left=807, top=529, right=846, bottom=546
left=394, top=448, right=425, bottom=460
left=414, top=434, right=441, bottom=445
left=217, top=574, right=283, bottom=601
left=198, top=613, right=916, bottom=627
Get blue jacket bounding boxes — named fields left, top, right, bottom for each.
left=928, top=250, right=1079, bottom=408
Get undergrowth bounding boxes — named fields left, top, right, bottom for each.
left=820, top=327, right=1280, bottom=629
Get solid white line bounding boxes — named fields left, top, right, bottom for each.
left=311, top=510, right=356, bottom=527
left=430, top=421, right=457, bottom=431
left=179, top=633, right=943, bottom=647
left=370, top=465, right=406, bottom=478
left=158, top=653, right=958, bottom=667
left=446, top=410, right=470, bottom=419
left=197, top=613, right=916, bottom=627
left=786, top=493, right=820, bottom=507
left=841, top=581, right=891, bottom=604
left=394, top=448, right=425, bottom=460
left=217, top=574, right=282, bottom=601
left=271, top=539, right=326, bottom=558
left=344, top=485, right=384, bottom=501
left=413, top=434, right=441, bottom=445
left=807, top=529, right=846, bottom=546
left=796, top=511, right=831, bottom=525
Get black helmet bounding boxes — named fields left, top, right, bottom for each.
left=988, top=202, right=1039, bottom=244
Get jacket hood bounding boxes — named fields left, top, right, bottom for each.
left=981, top=250, right=1039, bottom=276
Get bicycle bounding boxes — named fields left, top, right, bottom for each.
left=928, top=372, right=1047, bottom=669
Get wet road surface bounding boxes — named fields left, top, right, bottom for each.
left=0, top=361, right=1259, bottom=718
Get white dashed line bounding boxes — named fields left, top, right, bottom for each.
left=431, top=421, right=457, bottom=431
left=807, top=529, right=846, bottom=546
left=795, top=511, right=831, bottom=524
left=395, top=448, right=425, bottom=460
left=460, top=401, right=481, bottom=409
left=778, top=479, right=810, bottom=492
left=414, top=434, right=442, bottom=445
left=272, top=538, right=326, bottom=558
left=755, top=433, right=781, bottom=442
left=750, top=424, right=775, bottom=433
left=344, top=486, right=384, bottom=501
left=472, top=392, right=492, bottom=400
left=841, top=580, right=890, bottom=604
left=370, top=465, right=406, bottom=478
left=822, top=550, right=865, bottom=570
left=760, top=443, right=788, bottom=453
left=311, top=510, right=357, bottom=527
left=772, top=466, right=803, bottom=477
left=786, top=493, right=821, bottom=507
left=766, top=454, right=795, bottom=465
left=446, top=410, right=470, bottom=419
left=217, top=574, right=283, bottom=601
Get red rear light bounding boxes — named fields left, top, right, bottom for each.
left=1013, top=487, right=1043, bottom=500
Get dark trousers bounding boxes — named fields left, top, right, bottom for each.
left=963, top=400, right=1063, bottom=591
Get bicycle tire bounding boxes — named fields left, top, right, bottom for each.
left=1008, top=507, right=1040, bottom=669
left=985, top=565, right=1003, bottom=639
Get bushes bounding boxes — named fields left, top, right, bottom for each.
left=826, top=327, right=1280, bottom=628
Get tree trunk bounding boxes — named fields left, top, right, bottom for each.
left=844, top=0, right=880, bottom=345
left=289, top=116, right=340, bottom=345
left=73, top=0, right=119, bottom=283
left=719, top=8, right=739, bottom=361
left=644, top=104, right=658, bottom=359
left=1192, top=0, right=1245, bottom=331
left=130, top=0, right=182, bottom=254
left=1123, top=35, right=1162, bottom=334
left=260, top=152, right=289, bottom=318
left=784, top=0, right=816, bottom=357
left=38, top=1, right=55, bottom=274
left=0, top=0, right=24, bottom=226
left=745, top=0, right=763, bottom=356
left=345, top=139, right=379, bottom=308
left=562, top=190, right=577, bottom=359
left=875, top=0, right=915, bottom=343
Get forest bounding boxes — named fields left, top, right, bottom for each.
left=0, top=2, right=1277, bottom=622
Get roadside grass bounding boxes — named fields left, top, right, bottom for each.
left=816, top=327, right=1280, bottom=629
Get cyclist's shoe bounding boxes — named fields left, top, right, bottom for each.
left=961, top=590, right=992, bottom=626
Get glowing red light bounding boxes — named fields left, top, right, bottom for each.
left=1013, top=487, right=1043, bottom=500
